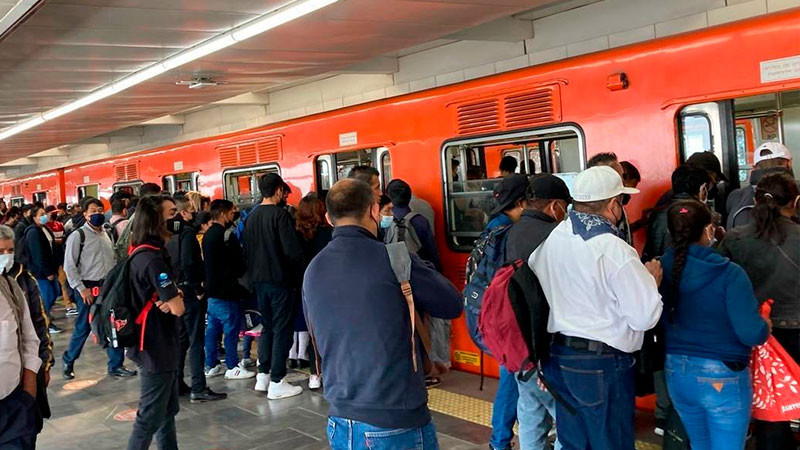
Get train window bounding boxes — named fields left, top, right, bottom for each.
left=113, top=181, right=143, bottom=196
left=680, top=114, right=712, bottom=156
left=442, top=126, right=584, bottom=250
left=162, top=172, right=198, bottom=194
left=314, top=147, right=392, bottom=196
left=222, top=164, right=280, bottom=207
left=10, top=197, right=24, bottom=207
left=77, top=184, right=99, bottom=201
left=32, top=192, right=47, bottom=205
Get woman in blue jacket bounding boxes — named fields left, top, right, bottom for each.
left=660, top=200, right=769, bottom=450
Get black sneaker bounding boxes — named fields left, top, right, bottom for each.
left=65, top=307, right=79, bottom=317
left=108, top=366, right=137, bottom=377
left=178, top=382, right=192, bottom=396
left=288, top=359, right=299, bottom=369
left=190, top=388, right=227, bottom=403
left=48, top=324, right=63, bottom=334
left=63, top=362, right=75, bottom=380
left=298, top=359, right=310, bottom=369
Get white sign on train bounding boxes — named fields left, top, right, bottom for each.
left=174, top=161, right=183, bottom=171
left=339, top=132, right=358, bottom=147
left=83, top=176, right=89, bottom=183
left=761, top=55, right=800, bottom=83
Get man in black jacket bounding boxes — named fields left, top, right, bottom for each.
left=203, top=199, right=254, bottom=381
left=12, top=204, right=34, bottom=261
left=243, top=173, right=305, bottom=398
left=167, top=195, right=226, bottom=403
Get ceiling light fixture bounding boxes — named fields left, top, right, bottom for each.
left=0, top=0, right=339, bottom=142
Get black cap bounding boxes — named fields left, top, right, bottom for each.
left=686, top=151, right=728, bottom=182
left=528, top=174, right=572, bottom=203
left=491, top=174, right=528, bottom=216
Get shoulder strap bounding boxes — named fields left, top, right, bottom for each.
left=76, top=228, right=86, bottom=268
left=385, top=242, right=431, bottom=372
left=730, top=205, right=754, bottom=228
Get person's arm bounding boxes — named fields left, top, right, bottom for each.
left=278, top=212, right=305, bottom=273
left=62, top=231, right=85, bottom=292
left=412, top=215, right=442, bottom=272
left=18, top=286, right=43, bottom=397
left=183, top=232, right=204, bottom=296
left=408, top=252, right=462, bottom=319
left=21, top=275, right=53, bottom=373
left=25, top=229, right=46, bottom=278
left=146, top=256, right=185, bottom=317
left=609, top=256, right=664, bottom=331
left=725, top=265, right=769, bottom=347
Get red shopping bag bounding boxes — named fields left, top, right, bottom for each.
left=751, top=300, right=800, bottom=422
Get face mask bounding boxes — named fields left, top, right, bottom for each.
left=0, top=253, right=13, bottom=274
left=166, top=217, right=183, bottom=234
left=89, top=213, right=105, bottom=227
left=380, top=215, right=393, bottom=229
left=38, top=215, right=48, bottom=225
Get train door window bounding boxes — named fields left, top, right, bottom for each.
left=315, top=147, right=391, bottom=196
left=680, top=114, right=713, bottom=156
left=32, top=192, right=47, bottom=205
left=162, top=176, right=175, bottom=194
left=222, top=164, right=280, bottom=207
left=162, top=172, right=198, bottom=194
left=378, top=148, right=392, bottom=187
left=77, top=184, right=99, bottom=201
left=442, top=126, right=584, bottom=250
left=10, top=197, right=24, bottom=207
left=112, top=181, right=143, bottom=196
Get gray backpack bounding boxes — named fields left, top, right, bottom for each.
left=113, top=214, right=134, bottom=262
left=384, top=212, right=423, bottom=254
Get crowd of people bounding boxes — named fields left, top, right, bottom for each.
left=0, top=140, right=797, bottom=450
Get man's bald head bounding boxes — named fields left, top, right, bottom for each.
left=326, top=178, right=376, bottom=225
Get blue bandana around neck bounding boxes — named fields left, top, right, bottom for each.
left=570, top=210, right=625, bottom=241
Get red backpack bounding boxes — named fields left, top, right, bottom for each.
left=478, top=260, right=533, bottom=373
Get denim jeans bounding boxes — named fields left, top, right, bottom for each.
left=516, top=372, right=560, bottom=450
left=665, top=354, right=751, bottom=450
left=253, top=283, right=294, bottom=382
left=542, top=343, right=636, bottom=450
left=327, top=416, right=439, bottom=450
left=36, top=277, right=60, bottom=316
left=204, top=298, right=241, bottom=370
left=490, top=366, right=518, bottom=450
left=63, top=285, right=124, bottom=371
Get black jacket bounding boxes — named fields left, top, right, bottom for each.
left=203, top=223, right=246, bottom=301
left=725, top=167, right=795, bottom=229
left=298, top=226, right=333, bottom=273
left=243, top=204, right=304, bottom=287
left=642, top=193, right=696, bottom=262
left=718, top=218, right=800, bottom=327
left=505, top=210, right=558, bottom=262
left=13, top=216, right=31, bottom=262
left=23, top=224, right=58, bottom=278
left=7, top=263, right=53, bottom=369
left=166, top=223, right=204, bottom=297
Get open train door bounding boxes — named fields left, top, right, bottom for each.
left=678, top=100, right=740, bottom=191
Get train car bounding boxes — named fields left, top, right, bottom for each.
left=0, top=169, right=64, bottom=207
left=2, top=9, right=799, bottom=377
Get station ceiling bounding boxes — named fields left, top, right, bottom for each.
left=0, top=0, right=567, bottom=162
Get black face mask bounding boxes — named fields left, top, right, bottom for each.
left=166, top=217, right=183, bottom=235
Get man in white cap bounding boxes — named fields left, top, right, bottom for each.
left=529, top=165, right=663, bottom=450
left=726, top=141, right=795, bottom=228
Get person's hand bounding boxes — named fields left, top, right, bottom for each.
left=22, top=369, right=36, bottom=399
left=155, top=301, right=171, bottom=314
left=79, top=288, right=94, bottom=305
left=765, top=316, right=773, bottom=334
left=46, top=275, right=54, bottom=281
left=715, top=225, right=726, bottom=242
left=645, top=260, right=663, bottom=286
left=169, top=297, right=185, bottom=317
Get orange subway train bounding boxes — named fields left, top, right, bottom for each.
left=2, top=9, right=799, bottom=377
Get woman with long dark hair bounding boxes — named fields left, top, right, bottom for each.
left=291, top=193, right=332, bottom=390
left=126, top=195, right=185, bottom=450
left=719, top=172, right=800, bottom=450
left=660, top=200, right=769, bottom=450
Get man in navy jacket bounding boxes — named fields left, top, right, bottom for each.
left=303, top=179, right=462, bottom=450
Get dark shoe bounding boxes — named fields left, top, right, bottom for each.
left=108, top=367, right=137, bottom=378
left=425, top=377, right=441, bottom=389
left=190, top=388, right=227, bottom=404
left=63, top=362, right=75, bottom=380
left=48, top=324, right=63, bottom=334
left=288, top=359, right=298, bottom=369
left=298, top=359, right=309, bottom=369
left=178, top=382, right=192, bottom=396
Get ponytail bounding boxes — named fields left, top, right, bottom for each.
left=666, top=200, right=712, bottom=320
left=753, top=172, right=799, bottom=245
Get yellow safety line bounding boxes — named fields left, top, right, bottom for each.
left=428, top=388, right=660, bottom=450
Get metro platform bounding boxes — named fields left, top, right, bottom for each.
left=39, top=304, right=662, bottom=450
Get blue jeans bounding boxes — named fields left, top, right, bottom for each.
left=516, top=372, right=560, bottom=450
left=327, top=416, right=439, bottom=450
left=542, top=343, right=636, bottom=450
left=490, top=366, right=519, bottom=449
left=36, top=277, right=60, bottom=316
left=63, top=286, right=124, bottom=371
left=665, top=354, right=751, bottom=450
left=204, top=299, right=241, bottom=370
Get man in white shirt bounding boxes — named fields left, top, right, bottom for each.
left=0, top=244, right=41, bottom=449
left=529, top=166, right=663, bottom=450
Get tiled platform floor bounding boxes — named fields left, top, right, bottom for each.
left=37, top=305, right=661, bottom=449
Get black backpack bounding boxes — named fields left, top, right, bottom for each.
left=90, top=244, right=159, bottom=350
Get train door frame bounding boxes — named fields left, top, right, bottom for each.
left=440, top=124, right=586, bottom=251
left=221, top=163, right=281, bottom=207
left=112, top=180, right=144, bottom=196
left=162, top=171, right=200, bottom=194
left=10, top=196, right=24, bottom=207
left=314, top=146, right=392, bottom=196
left=32, top=191, right=47, bottom=205
left=76, top=184, right=99, bottom=201
left=678, top=101, right=739, bottom=189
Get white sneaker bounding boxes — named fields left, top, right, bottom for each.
left=240, top=358, right=256, bottom=368
left=224, top=366, right=255, bottom=380
left=654, top=427, right=665, bottom=437
left=267, top=378, right=303, bottom=400
left=308, top=375, right=321, bottom=390
left=205, top=364, right=224, bottom=378
left=255, top=373, right=270, bottom=392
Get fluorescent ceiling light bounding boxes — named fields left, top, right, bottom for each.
left=0, top=0, right=338, bottom=143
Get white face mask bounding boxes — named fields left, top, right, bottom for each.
left=0, top=253, right=13, bottom=274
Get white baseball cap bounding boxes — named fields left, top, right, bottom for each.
left=572, top=166, right=639, bottom=202
left=755, top=142, right=792, bottom=165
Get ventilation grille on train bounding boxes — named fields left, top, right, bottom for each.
left=114, top=163, right=139, bottom=182
left=11, top=185, right=21, bottom=196
left=218, top=136, right=282, bottom=168
left=454, top=84, right=562, bottom=135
